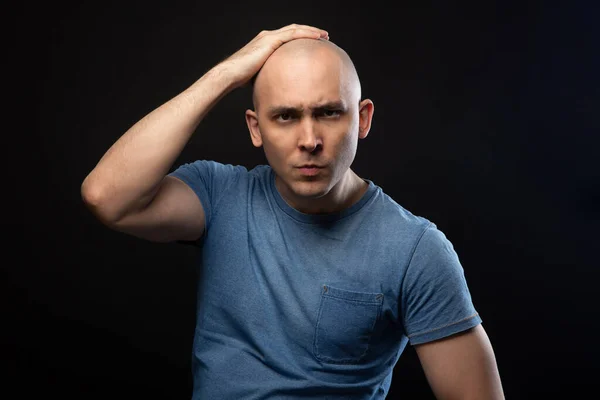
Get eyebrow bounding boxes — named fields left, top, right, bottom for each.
left=266, top=101, right=347, bottom=116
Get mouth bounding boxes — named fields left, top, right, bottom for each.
left=297, top=164, right=324, bottom=169
left=296, top=165, right=324, bottom=176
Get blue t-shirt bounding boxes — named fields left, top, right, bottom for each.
left=168, top=160, right=482, bottom=399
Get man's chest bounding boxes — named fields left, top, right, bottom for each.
left=198, top=216, right=406, bottom=366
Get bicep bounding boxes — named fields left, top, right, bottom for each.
left=111, top=175, right=206, bottom=243
left=414, top=324, right=505, bottom=400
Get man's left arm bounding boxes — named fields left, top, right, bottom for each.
left=414, top=324, right=505, bottom=400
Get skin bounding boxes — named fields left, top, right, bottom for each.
left=415, top=325, right=505, bottom=399
left=245, top=38, right=375, bottom=214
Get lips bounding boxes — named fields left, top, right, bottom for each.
left=297, top=165, right=324, bottom=177
left=297, top=164, right=323, bottom=168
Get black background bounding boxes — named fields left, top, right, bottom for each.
left=5, top=1, right=598, bottom=399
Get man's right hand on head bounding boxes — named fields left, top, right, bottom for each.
left=218, top=24, right=329, bottom=89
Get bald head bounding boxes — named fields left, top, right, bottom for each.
left=251, top=39, right=361, bottom=111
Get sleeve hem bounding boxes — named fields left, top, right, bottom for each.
left=408, top=313, right=482, bottom=345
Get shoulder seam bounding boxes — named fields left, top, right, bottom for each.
left=398, top=220, right=434, bottom=326
left=209, top=164, right=247, bottom=229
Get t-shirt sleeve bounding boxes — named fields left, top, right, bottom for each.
left=167, top=160, right=246, bottom=246
left=401, top=222, right=482, bottom=345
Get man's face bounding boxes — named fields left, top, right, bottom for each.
left=246, top=43, right=373, bottom=205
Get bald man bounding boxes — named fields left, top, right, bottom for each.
left=246, top=37, right=373, bottom=216
left=82, top=24, right=505, bottom=399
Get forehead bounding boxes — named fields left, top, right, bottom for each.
left=255, top=50, right=354, bottom=108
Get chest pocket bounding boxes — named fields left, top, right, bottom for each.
left=313, top=284, right=384, bottom=364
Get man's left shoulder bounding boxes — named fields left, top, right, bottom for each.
left=368, top=184, right=432, bottom=234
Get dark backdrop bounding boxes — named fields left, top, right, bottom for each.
left=5, top=1, right=598, bottom=399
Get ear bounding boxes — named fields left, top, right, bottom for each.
left=358, top=99, right=375, bottom=139
left=245, top=109, right=263, bottom=147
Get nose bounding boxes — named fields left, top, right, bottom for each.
left=297, top=120, right=322, bottom=153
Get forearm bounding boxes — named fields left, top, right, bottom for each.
left=81, top=65, right=235, bottom=223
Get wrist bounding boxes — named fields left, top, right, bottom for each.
left=206, top=62, right=241, bottom=92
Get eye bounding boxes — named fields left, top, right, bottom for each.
left=322, top=109, right=341, bottom=117
left=277, top=113, right=293, bottom=122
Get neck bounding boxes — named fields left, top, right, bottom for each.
left=275, top=168, right=368, bottom=215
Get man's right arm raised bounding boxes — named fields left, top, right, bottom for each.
left=80, top=24, right=329, bottom=243
left=80, top=65, right=233, bottom=243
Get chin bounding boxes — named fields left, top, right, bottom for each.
left=289, top=180, right=331, bottom=199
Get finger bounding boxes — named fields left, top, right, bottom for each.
left=282, top=27, right=329, bottom=41
left=277, top=24, right=328, bottom=38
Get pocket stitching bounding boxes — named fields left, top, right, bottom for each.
left=313, top=286, right=383, bottom=364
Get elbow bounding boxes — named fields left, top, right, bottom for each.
left=81, top=177, right=101, bottom=208
left=81, top=179, right=120, bottom=226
